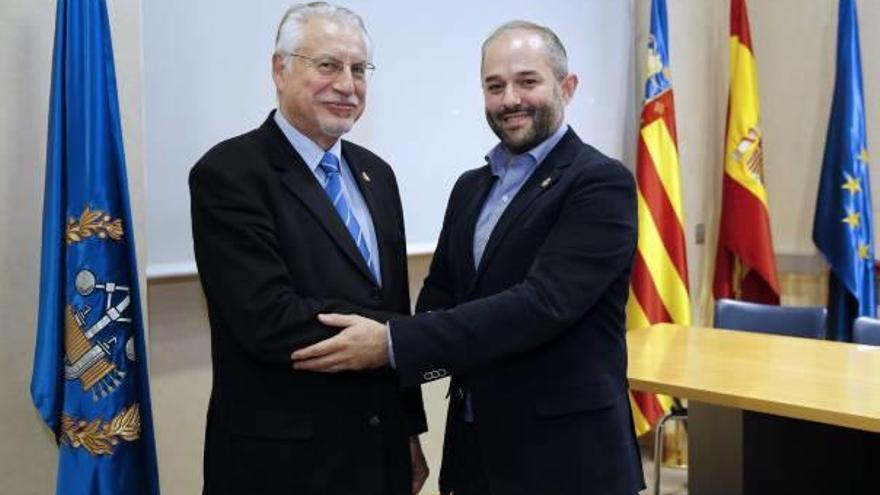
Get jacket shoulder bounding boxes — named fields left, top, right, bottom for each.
left=450, top=164, right=492, bottom=195
left=570, top=144, right=635, bottom=187
left=189, top=127, right=268, bottom=184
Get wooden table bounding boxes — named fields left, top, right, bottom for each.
left=627, top=324, right=880, bottom=495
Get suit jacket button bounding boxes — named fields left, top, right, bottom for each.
left=368, top=415, right=381, bottom=427
left=370, top=288, right=382, bottom=301
left=457, top=387, right=465, bottom=400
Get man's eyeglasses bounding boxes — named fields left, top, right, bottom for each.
left=287, top=53, right=375, bottom=81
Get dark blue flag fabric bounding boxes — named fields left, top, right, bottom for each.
left=30, top=0, right=160, bottom=493
left=813, top=0, right=875, bottom=342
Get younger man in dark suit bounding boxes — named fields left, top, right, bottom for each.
left=293, top=20, right=646, bottom=495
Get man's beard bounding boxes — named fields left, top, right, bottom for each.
left=486, top=101, right=559, bottom=155
left=318, top=118, right=354, bottom=138
left=316, top=96, right=361, bottom=137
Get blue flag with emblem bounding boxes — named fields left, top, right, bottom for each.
left=30, top=0, right=160, bottom=493
left=813, top=0, right=875, bottom=342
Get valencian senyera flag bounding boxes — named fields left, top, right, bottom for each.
left=30, top=0, right=160, bottom=493
left=713, top=0, right=780, bottom=305
left=813, top=0, right=875, bottom=342
left=626, top=0, right=689, bottom=436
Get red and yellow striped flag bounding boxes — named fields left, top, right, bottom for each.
left=713, top=0, right=780, bottom=304
left=626, top=0, right=690, bottom=436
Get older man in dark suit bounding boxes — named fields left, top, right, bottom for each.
left=189, top=3, right=427, bottom=494
left=294, top=20, right=646, bottom=495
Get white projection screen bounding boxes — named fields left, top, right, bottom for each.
left=141, top=0, right=636, bottom=277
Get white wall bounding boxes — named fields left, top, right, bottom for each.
left=0, top=2, right=56, bottom=493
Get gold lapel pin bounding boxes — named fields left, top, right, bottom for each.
left=361, top=171, right=371, bottom=183
left=540, top=177, right=552, bottom=188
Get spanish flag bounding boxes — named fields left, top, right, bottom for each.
left=626, top=0, right=689, bottom=436
left=713, top=0, right=780, bottom=304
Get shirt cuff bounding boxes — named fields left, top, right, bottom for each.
left=386, top=322, right=396, bottom=369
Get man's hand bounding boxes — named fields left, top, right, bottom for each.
left=410, top=436, right=429, bottom=494
left=291, top=313, right=389, bottom=372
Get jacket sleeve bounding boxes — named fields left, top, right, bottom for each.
left=189, top=151, right=401, bottom=368
left=390, top=161, right=637, bottom=387
left=413, top=175, right=466, bottom=314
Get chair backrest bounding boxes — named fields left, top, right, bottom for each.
left=853, top=316, right=880, bottom=345
left=713, top=299, right=826, bottom=339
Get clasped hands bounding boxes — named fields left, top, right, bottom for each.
left=291, top=314, right=389, bottom=372
left=293, top=316, right=429, bottom=494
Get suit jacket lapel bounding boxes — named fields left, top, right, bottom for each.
left=473, top=129, right=583, bottom=284
left=460, top=168, right=497, bottom=282
left=261, top=116, right=375, bottom=284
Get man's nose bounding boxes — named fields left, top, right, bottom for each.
left=332, top=66, right=356, bottom=94
left=501, top=85, right=522, bottom=107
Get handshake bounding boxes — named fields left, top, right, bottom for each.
left=292, top=314, right=390, bottom=372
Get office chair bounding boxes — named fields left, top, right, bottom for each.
left=651, top=402, right=687, bottom=495
left=713, top=298, right=826, bottom=339
left=853, top=316, right=880, bottom=345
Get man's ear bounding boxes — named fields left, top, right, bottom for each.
left=272, top=53, right=287, bottom=87
left=560, top=73, right=578, bottom=105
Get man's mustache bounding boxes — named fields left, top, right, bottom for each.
left=494, top=106, right=535, bottom=120
left=318, top=96, right=360, bottom=106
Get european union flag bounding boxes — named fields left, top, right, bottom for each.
left=30, top=0, right=160, bottom=493
left=813, top=0, right=875, bottom=342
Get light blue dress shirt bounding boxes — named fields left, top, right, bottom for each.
left=457, top=123, right=568, bottom=421
left=473, top=123, right=569, bottom=267
left=274, top=110, right=382, bottom=285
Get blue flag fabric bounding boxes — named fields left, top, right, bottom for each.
left=30, top=0, right=160, bottom=493
left=644, top=0, right=672, bottom=100
left=813, top=0, right=875, bottom=342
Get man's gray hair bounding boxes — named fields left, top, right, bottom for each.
left=482, top=20, right=568, bottom=80
left=274, top=2, right=373, bottom=69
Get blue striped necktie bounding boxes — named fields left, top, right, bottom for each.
left=318, top=152, right=376, bottom=280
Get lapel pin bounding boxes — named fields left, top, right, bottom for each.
left=540, top=177, right=552, bottom=188
left=361, top=171, right=371, bottom=183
